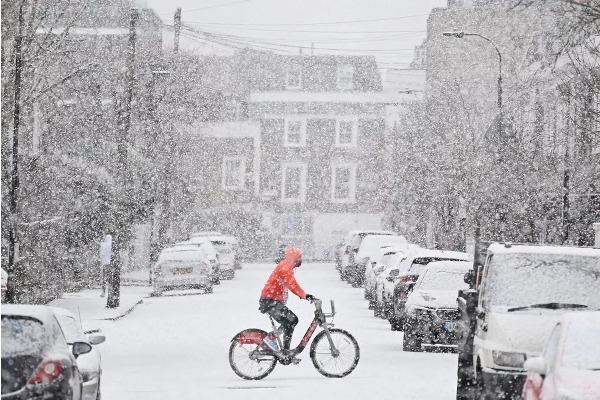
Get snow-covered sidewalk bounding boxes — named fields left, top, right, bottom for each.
left=48, top=273, right=152, bottom=329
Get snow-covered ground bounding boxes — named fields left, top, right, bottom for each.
left=96, top=262, right=458, bottom=399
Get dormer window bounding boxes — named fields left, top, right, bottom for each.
left=337, top=64, right=354, bottom=90
left=286, top=64, right=302, bottom=90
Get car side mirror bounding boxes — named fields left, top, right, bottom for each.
left=524, top=357, right=547, bottom=376
left=390, top=269, right=400, bottom=277
left=72, top=342, right=92, bottom=358
left=88, top=334, right=106, bottom=345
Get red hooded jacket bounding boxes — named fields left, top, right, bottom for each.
left=260, top=247, right=306, bottom=302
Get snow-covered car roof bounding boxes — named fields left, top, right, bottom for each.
left=358, top=235, right=408, bottom=256
left=1, top=304, right=58, bottom=326
left=407, top=248, right=471, bottom=261
left=488, top=243, right=600, bottom=257
left=421, top=260, right=473, bottom=272
left=190, top=231, right=223, bottom=238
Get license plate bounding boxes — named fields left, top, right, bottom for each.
left=444, top=321, right=457, bottom=332
left=173, top=267, right=193, bottom=275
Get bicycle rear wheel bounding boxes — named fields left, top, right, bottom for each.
left=229, top=329, right=277, bottom=380
left=310, top=328, right=360, bottom=378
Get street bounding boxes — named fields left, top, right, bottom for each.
left=97, top=263, right=458, bottom=400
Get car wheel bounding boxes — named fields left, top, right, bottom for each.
left=151, top=289, right=163, bottom=297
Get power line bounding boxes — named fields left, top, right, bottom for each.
left=173, top=13, right=429, bottom=27
left=158, top=0, right=250, bottom=16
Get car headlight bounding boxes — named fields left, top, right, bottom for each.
left=411, top=306, right=434, bottom=318
left=492, top=351, right=526, bottom=368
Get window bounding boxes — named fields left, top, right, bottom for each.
left=337, top=64, right=354, bottom=90
left=281, top=163, right=307, bottom=202
left=285, top=118, right=306, bottom=147
left=331, top=163, right=356, bottom=203
left=286, top=64, right=302, bottom=90
left=222, top=157, right=246, bottom=190
left=336, top=118, right=357, bottom=147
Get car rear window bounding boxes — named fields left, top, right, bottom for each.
left=408, top=257, right=465, bottom=275
left=1, top=316, right=50, bottom=357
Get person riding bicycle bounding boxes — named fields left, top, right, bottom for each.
left=258, top=246, right=314, bottom=360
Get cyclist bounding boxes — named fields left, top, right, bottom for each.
left=259, top=246, right=314, bottom=361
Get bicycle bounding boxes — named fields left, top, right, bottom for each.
left=228, top=298, right=360, bottom=380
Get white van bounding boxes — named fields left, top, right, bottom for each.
left=470, top=243, right=600, bottom=399
left=152, top=245, right=214, bottom=296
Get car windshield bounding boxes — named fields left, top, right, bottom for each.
left=561, top=324, right=600, bottom=370
left=482, top=253, right=600, bottom=309
left=380, top=253, right=394, bottom=266
left=54, top=314, right=81, bottom=343
left=1, top=316, right=50, bottom=357
left=419, top=270, right=470, bottom=291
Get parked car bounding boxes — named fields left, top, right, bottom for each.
left=337, top=230, right=396, bottom=281
left=522, top=311, right=600, bottom=400
left=209, top=236, right=237, bottom=278
left=372, top=244, right=421, bottom=317
left=347, top=234, right=408, bottom=287
left=152, top=245, right=214, bottom=296
left=364, top=246, right=406, bottom=303
left=175, top=240, right=221, bottom=284
left=1, top=304, right=91, bottom=400
left=219, top=235, right=242, bottom=269
left=51, top=307, right=106, bottom=400
left=402, top=261, right=472, bottom=352
left=457, top=243, right=600, bottom=400
left=389, top=249, right=471, bottom=331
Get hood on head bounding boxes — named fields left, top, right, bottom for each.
left=283, top=247, right=303, bottom=265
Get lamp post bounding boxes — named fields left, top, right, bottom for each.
left=442, top=31, right=502, bottom=112
left=442, top=31, right=505, bottom=242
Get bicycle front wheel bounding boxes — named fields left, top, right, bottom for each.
left=310, top=328, right=360, bottom=378
left=229, top=329, right=277, bottom=380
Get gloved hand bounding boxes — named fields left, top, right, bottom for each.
left=305, top=294, right=315, bottom=302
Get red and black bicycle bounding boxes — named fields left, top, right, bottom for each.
left=228, top=298, right=360, bottom=380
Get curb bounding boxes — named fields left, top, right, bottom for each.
left=102, top=298, right=145, bottom=321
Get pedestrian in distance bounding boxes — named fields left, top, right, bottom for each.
left=99, top=234, right=112, bottom=297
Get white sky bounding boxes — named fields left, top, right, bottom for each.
left=142, top=0, right=448, bottom=68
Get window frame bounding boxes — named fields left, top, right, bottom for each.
left=335, top=118, right=358, bottom=147
left=281, top=162, right=307, bottom=203
left=221, top=156, right=246, bottom=190
left=285, top=64, right=302, bottom=90
left=331, top=162, right=357, bottom=203
left=284, top=118, right=307, bottom=147
left=337, top=64, right=355, bottom=90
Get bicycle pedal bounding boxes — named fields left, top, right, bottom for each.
left=290, top=357, right=301, bottom=365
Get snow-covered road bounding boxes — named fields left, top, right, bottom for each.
left=99, top=263, right=458, bottom=400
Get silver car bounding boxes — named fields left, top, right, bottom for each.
left=51, top=307, right=106, bottom=400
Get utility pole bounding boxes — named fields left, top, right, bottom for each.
left=561, top=140, right=571, bottom=244
left=174, top=7, right=181, bottom=53
left=6, top=3, right=25, bottom=304
left=107, top=7, right=138, bottom=308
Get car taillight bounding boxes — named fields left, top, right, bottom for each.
left=399, top=275, right=412, bottom=283
left=154, top=265, right=162, bottom=276
left=28, top=359, right=63, bottom=385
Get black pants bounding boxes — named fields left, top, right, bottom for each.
left=258, top=298, right=298, bottom=350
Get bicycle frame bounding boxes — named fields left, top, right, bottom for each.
left=235, top=299, right=338, bottom=362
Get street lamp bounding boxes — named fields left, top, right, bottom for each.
left=442, top=31, right=506, bottom=243
left=442, top=31, right=502, bottom=112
